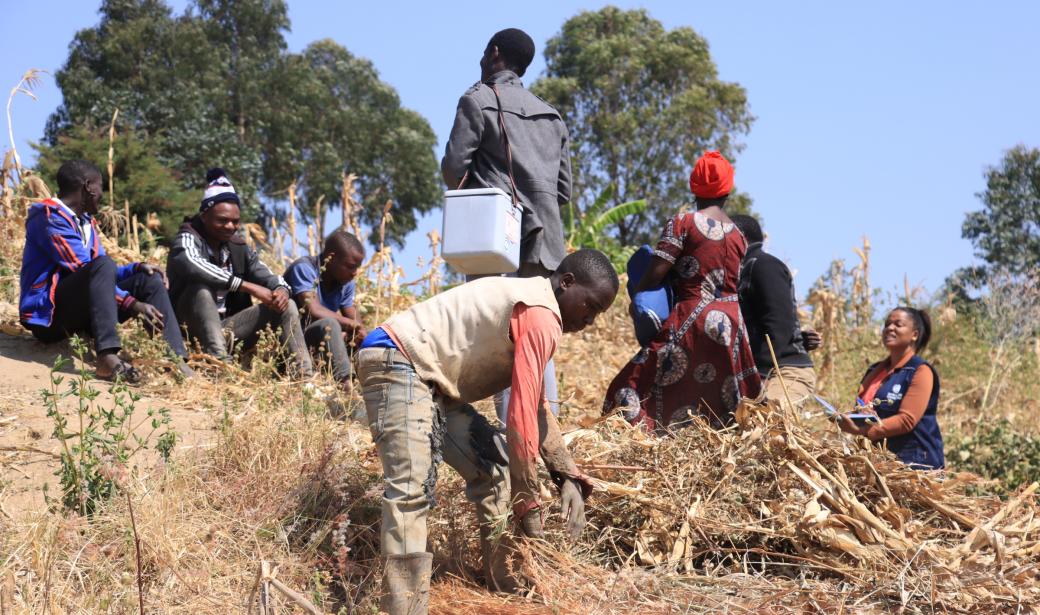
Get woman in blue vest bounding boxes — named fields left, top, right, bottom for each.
left=838, top=307, right=944, bottom=470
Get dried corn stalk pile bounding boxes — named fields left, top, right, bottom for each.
left=540, top=402, right=1040, bottom=611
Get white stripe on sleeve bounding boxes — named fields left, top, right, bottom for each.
left=181, top=235, right=233, bottom=284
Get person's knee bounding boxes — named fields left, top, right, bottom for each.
left=141, top=271, right=165, bottom=291
left=87, top=255, right=116, bottom=275
left=279, top=303, right=301, bottom=325
left=183, top=282, right=215, bottom=301
left=315, top=317, right=342, bottom=337
left=177, top=283, right=218, bottom=316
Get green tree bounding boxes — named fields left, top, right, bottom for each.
left=34, top=125, right=196, bottom=241
left=962, top=145, right=1040, bottom=276
left=260, top=40, right=442, bottom=244
left=532, top=7, right=754, bottom=245
left=44, top=0, right=441, bottom=243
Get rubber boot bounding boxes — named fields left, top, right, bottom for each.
left=381, top=553, right=432, bottom=615
left=480, top=525, right=521, bottom=593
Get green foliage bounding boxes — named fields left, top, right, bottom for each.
left=961, top=145, right=1040, bottom=277
left=33, top=125, right=196, bottom=241
left=562, top=184, right=646, bottom=272
left=46, top=0, right=442, bottom=242
left=947, top=419, right=1040, bottom=494
left=261, top=40, right=443, bottom=244
left=42, top=337, right=176, bottom=515
left=532, top=7, right=755, bottom=245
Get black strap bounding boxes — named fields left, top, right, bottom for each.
left=457, top=83, right=520, bottom=208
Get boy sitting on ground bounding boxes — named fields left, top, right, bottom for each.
left=356, top=248, right=619, bottom=615
left=166, top=168, right=313, bottom=379
left=284, top=229, right=366, bottom=394
left=19, top=160, right=192, bottom=382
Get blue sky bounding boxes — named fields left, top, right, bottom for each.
left=3, top=1, right=1039, bottom=302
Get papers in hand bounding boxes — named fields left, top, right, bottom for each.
left=813, top=395, right=879, bottom=425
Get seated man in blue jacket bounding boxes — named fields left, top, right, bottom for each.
left=19, top=160, right=191, bottom=382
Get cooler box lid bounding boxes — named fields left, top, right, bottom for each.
left=444, top=187, right=510, bottom=199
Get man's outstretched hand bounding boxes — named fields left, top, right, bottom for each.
left=130, top=301, right=165, bottom=330
left=802, top=328, right=822, bottom=352
left=560, top=479, right=587, bottom=540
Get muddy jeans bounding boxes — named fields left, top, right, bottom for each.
left=357, top=347, right=511, bottom=555
left=762, top=365, right=817, bottom=409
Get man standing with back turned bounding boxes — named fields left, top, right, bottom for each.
left=442, top=28, right=572, bottom=424
left=730, top=215, right=820, bottom=407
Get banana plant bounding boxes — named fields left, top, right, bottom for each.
left=563, top=184, right=647, bottom=272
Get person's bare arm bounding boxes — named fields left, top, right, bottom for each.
left=291, top=291, right=348, bottom=325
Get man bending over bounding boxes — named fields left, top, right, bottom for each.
left=357, top=249, right=619, bottom=615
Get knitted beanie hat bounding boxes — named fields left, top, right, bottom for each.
left=200, top=167, right=240, bottom=213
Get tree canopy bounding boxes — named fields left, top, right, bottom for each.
left=962, top=145, right=1040, bottom=277
left=42, top=0, right=442, bottom=245
left=532, top=7, right=754, bottom=245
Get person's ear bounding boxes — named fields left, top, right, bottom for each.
left=559, top=271, right=576, bottom=289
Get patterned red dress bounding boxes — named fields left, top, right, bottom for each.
left=604, top=210, right=762, bottom=430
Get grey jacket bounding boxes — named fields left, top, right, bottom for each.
left=442, top=71, right=572, bottom=271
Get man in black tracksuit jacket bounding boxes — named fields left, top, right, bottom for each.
left=166, top=169, right=313, bottom=378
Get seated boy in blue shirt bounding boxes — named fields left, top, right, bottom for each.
left=285, top=230, right=366, bottom=393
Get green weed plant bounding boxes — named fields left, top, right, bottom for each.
left=41, top=336, right=176, bottom=515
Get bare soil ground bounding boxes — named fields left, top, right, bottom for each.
left=0, top=331, right=218, bottom=518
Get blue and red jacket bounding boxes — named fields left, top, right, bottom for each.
left=19, top=198, right=138, bottom=328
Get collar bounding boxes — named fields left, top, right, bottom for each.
left=52, top=197, right=90, bottom=223
left=745, top=241, right=764, bottom=257
left=485, top=70, right=521, bottom=86
left=879, top=349, right=916, bottom=373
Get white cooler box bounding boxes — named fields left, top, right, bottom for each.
left=442, top=187, right=522, bottom=275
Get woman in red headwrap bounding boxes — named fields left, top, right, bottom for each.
left=603, top=152, right=761, bottom=430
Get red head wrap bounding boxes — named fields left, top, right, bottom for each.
left=689, top=151, right=734, bottom=199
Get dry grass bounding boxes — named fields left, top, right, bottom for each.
left=3, top=146, right=1040, bottom=613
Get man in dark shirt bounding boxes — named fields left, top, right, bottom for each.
left=731, top=215, right=819, bottom=407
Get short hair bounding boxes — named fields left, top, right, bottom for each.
left=56, top=160, right=102, bottom=196
left=557, top=248, right=620, bottom=293
left=322, top=229, right=364, bottom=258
left=694, top=195, right=729, bottom=210
left=892, top=306, right=932, bottom=352
left=730, top=214, right=763, bottom=244
left=488, top=28, right=535, bottom=76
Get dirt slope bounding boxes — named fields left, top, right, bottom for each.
left=0, top=331, right=217, bottom=518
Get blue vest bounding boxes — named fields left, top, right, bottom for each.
left=863, top=355, right=944, bottom=470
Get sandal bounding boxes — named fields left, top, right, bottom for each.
left=97, top=361, right=143, bottom=385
